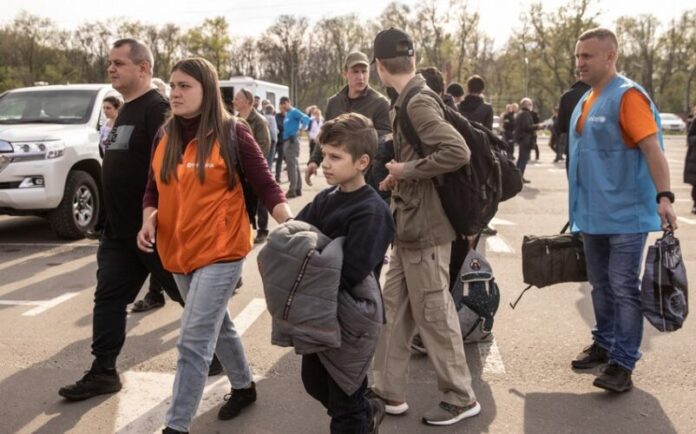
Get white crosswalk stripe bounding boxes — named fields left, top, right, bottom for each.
left=486, top=236, right=514, bottom=254
left=478, top=339, right=506, bottom=374
left=0, top=244, right=80, bottom=272
left=0, top=254, right=95, bottom=297
left=114, top=298, right=268, bottom=433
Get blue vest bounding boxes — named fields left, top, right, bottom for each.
left=568, top=75, right=663, bottom=234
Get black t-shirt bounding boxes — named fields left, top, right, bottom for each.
left=296, top=185, right=394, bottom=289
left=102, top=89, right=169, bottom=239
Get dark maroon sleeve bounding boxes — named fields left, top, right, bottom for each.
left=236, top=122, right=287, bottom=212
left=142, top=129, right=164, bottom=209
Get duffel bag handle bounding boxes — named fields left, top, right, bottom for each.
left=510, top=284, right=533, bottom=309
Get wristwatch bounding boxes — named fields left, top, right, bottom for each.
left=656, top=191, right=675, bottom=203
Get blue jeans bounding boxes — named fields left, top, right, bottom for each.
left=165, top=260, right=253, bottom=431
left=516, top=144, right=531, bottom=175
left=583, top=233, right=648, bottom=371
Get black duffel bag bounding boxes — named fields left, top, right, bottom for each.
left=511, top=222, right=587, bottom=308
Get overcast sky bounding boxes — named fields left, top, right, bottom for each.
left=2, top=0, right=689, bottom=49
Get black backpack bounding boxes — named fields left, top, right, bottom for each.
left=398, top=85, right=522, bottom=236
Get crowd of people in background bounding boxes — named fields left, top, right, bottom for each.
left=51, top=22, right=687, bottom=434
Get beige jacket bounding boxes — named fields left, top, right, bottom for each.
left=391, top=75, right=471, bottom=249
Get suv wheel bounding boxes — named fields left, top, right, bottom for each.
left=48, top=170, right=100, bottom=239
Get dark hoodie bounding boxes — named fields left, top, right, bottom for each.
left=458, top=94, right=494, bottom=129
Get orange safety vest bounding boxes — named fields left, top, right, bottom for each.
left=152, top=132, right=252, bottom=274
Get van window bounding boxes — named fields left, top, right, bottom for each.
left=266, top=92, right=276, bottom=107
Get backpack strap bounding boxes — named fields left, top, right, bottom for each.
left=227, top=118, right=244, bottom=177
left=396, top=85, right=426, bottom=158
left=227, top=118, right=258, bottom=226
left=397, top=85, right=450, bottom=159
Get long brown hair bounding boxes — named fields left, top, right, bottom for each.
left=159, top=57, right=236, bottom=188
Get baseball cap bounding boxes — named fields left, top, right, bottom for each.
left=372, top=28, right=415, bottom=63
left=344, top=51, right=370, bottom=69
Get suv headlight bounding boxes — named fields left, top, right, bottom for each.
left=11, top=140, right=65, bottom=159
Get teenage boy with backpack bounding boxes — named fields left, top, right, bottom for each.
left=368, top=28, right=481, bottom=427
left=295, top=113, right=395, bottom=433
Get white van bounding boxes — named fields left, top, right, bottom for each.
left=219, top=77, right=289, bottom=109
left=0, top=84, right=117, bottom=239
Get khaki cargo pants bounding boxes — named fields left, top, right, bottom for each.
left=372, top=242, right=476, bottom=407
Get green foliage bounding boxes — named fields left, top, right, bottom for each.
left=1, top=5, right=695, bottom=118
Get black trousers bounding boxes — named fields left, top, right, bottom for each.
left=449, top=236, right=471, bottom=290
left=275, top=141, right=285, bottom=180
left=301, top=354, right=370, bottom=434
left=92, top=236, right=182, bottom=369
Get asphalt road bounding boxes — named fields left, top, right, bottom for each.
left=0, top=136, right=694, bottom=434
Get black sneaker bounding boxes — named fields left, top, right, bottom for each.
left=368, top=397, right=386, bottom=434
left=208, top=354, right=224, bottom=376
left=571, top=343, right=608, bottom=369
left=253, top=230, right=269, bottom=244
left=132, top=291, right=165, bottom=312
left=481, top=225, right=498, bottom=236
left=593, top=363, right=633, bottom=392
left=84, top=228, right=102, bottom=240
left=218, top=382, right=257, bottom=420
left=58, top=369, right=122, bottom=401
left=691, top=206, right=696, bottom=215
left=162, top=428, right=188, bottom=434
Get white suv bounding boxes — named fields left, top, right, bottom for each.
left=0, top=84, right=117, bottom=239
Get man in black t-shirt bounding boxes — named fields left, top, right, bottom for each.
left=59, top=39, right=187, bottom=402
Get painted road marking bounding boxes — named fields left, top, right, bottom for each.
left=233, top=298, right=268, bottom=335
left=478, top=339, right=506, bottom=374
left=0, top=242, right=97, bottom=247
left=490, top=217, right=516, bottom=226
left=0, top=254, right=94, bottom=296
left=0, top=244, right=78, bottom=272
left=677, top=216, right=696, bottom=225
left=0, top=291, right=82, bottom=316
left=486, top=236, right=514, bottom=254
left=158, top=298, right=268, bottom=343
left=114, top=298, right=268, bottom=433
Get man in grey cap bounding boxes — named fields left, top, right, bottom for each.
left=305, top=51, right=391, bottom=189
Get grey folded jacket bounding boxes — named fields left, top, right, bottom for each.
left=258, top=221, right=384, bottom=395
left=258, top=220, right=342, bottom=353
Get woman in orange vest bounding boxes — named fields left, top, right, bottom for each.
left=136, top=58, right=292, bottom=434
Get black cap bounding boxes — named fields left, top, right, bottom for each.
left=372, top=28, right=415, bottom=63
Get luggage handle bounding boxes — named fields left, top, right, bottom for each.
left=510, top=221, right=571, bottom=310
left=510, top=284, right=533, bottom=309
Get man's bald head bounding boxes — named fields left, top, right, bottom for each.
left=575, top=28, right=619, bottom=87
left=578, top=27, right=619, bottom=52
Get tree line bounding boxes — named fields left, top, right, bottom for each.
left=1, top=0, right=695, bottom=119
